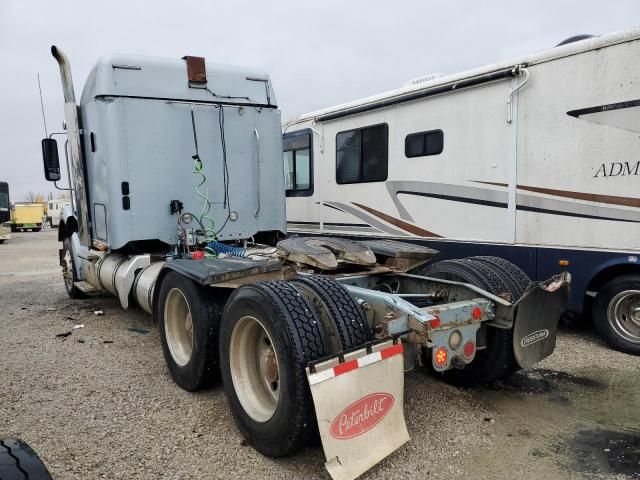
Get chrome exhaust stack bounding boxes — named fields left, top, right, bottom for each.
left=51, top=45, right=90, bottom=246
left=51, top=46, right=76, bottom=103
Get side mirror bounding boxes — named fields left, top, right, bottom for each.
left=41, top=138, right=61, bottom=181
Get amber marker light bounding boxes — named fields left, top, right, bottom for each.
left=434, top=347, right=448, bottom=367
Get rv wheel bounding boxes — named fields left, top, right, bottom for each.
left=593, top=275, right=640, bottom=355
left=290, top=275, right=372, bottom=352
left=61, top=237, right=85, bottom=299
left=219, top=281, right=330, bottom=457
left=418, top=258, right=529, bottom=385
left=156, top=271, right=228, bottom=391
left=0, top=438, right=53, bottom=479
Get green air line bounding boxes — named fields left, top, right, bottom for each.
left=193, top=157, right=216, bottom=240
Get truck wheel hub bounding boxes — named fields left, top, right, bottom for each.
left=164, top=288, right=194, bottom=367
left=229, top=316, right=280, bottom=422
left=608, top=290, right=640, bottom=343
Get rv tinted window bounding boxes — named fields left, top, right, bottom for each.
left=283, top=131, right=313, bottom=197
left=405, top=130, right=443, bottom=157
left=336, top=124, right=388, bottom=184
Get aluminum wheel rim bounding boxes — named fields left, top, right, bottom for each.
left=607, top=290, right=640, bottom=344
left=229, top=316, right=280, bottom=422
left=164, top=288, right=194, bottom=366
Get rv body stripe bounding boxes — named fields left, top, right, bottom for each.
left=517, top=205, right=640, bottom=223
left=352, top=202, right=442, bottom=238
left=393, top=188, right=640, bottom=223
left=289, top=221, right=371, bottom=227
left=323, top=202, right=408, bottom=237
left=397, top=190, right=508, bottom=209
left=474, top=181, right=640, bottom=209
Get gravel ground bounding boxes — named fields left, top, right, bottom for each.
left=1, top=230, right=638, bottom=479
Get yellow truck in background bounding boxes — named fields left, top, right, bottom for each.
left=11, top=203, right=45, bottom=232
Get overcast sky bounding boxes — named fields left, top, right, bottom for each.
left=0, top=0, right=638, bottom=201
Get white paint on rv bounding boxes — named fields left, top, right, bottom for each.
left=286, top=27, right=640, bottom=126
left=285, top=27, right=640, bottom=252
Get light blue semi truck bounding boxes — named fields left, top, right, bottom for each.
left=41, top=46, right=569, bottom=479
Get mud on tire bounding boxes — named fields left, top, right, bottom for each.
left=219, top=281, right=330, bottom=457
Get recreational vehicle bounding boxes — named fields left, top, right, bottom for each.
left=46, top=198, right=71, bottom=227
left=283, top=28, right=640, bottom=355
left=0, top=181, right=10, bottom=243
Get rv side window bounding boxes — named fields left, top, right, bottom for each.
left=283, top=130, right=313, bottom=197
left=336, top=124, right=388, bottom=184
left=405, top=129, right=443, bottom=158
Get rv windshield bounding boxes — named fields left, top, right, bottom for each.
left=283, top=131, right=312, bottom=196
left=0, top=182, right=9, bottom=224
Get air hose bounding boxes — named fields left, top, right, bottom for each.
left=207, top=241, right=246, bottom=258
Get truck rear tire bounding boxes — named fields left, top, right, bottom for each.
left=62, top=237, right=85, bottom=299
left=0, top=438, right=52, bottom=480
left=469, top=256, right=530, bottom=301
left=156, top=271, right=228, bottom=391
left=290, top=275, right=372, bottom=352
left=419, top=257, right=529, bottom=385
left=219, top=281, right=330, bottom=457
left=593, top=275, right=640, bottom=355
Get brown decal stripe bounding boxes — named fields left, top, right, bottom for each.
left=473, top=181, right=640, bottom=209
left=352, top=202, right=442, bottom=238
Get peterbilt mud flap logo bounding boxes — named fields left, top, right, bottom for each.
left=520, top=329, right=549, bottom=347
left=330, top=393, right=394, bottom=439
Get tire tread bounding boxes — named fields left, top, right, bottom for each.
left=290, top=276, right=371, bottom=351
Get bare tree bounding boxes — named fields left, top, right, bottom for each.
left=25, top=191, right=45, bottom=203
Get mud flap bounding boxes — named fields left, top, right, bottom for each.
left=306, top=340, right=410, bottom=480
left=513, top=272, right=571, bottom=368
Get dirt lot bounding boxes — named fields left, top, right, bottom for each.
left=1, top=230, right=638, bottom=479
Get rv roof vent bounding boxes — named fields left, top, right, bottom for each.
left=403, top=73, right=445, bottom=88
left=555, top=34, right=595, bottom=47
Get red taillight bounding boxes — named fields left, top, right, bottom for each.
left=463, top=341, right=475, bottom=358
left=429, top=316, right=441, bottom=329
left=434, top=346, right=448, bottom=366
left=472, top=307, right=482, bottom=320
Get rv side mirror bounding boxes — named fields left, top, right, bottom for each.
left=41, top=138, right=61, bottom=181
